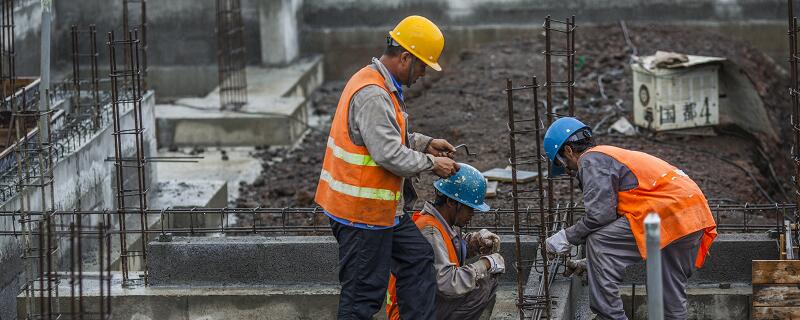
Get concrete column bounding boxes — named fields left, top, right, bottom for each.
left=259, top=0, right=301, bottom=66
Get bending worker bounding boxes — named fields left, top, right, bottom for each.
left=314, top=16, right=459, bottom=319
left=386, top=164, right=506, bottom=320
left=542, top=117, right=717, bottom=320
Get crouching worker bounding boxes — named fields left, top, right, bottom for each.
left=386, top=164, right=506, bottom=320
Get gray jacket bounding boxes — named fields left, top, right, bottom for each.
left=565, top=151, right=639, bottom=245
left=347, top=58, right=436, bottom=213
left=419, top=202, right=491, bottom=298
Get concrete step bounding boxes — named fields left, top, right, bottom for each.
left=18, top=272, right=517, bottom=320
left=146, top=235, right=537, bottom=287
left=155, top=55, right=323, bottom=148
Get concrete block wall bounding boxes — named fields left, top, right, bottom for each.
left=147, top=235, right=536, bottom=287
left=0, top=92, right=158, bottom=320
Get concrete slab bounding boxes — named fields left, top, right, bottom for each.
left=18, top=272, right=518, bottom=320
left=153, top=180, right=228, bottom=208
left=156, top=96, right=308, bottom=147
left=623, top=233, right=779, bottom=284
left=620, top=284, right=752, bottom=319
left=155, top=148, right=261, bottom=205
left=147, top=235, right=536, bottom=287
left=152, top=180, right=228, bottom=230
left=155, top=56, right=323, bottom=148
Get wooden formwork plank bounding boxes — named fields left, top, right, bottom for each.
left=753, top=285, right=800, bottom=307
left=752, top=307, right=800, bottom=319
left=752, top=260, right=800, bottom=284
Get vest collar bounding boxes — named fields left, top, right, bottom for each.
left=370, top=57, right=403, bottom=101
left=422, top=201, right=458, bottom=239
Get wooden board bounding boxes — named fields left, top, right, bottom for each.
left=484, top=180, right=498, bottom=198
left=752, top=307, right=800, bottom=319
left=482, top=168, right=541, bottom=183
left=753, top=260, right=800, bottom=284
left=754, top=285, right=800, bottom=307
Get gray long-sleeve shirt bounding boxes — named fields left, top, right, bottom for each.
left=347, top=58, right=436, bottom=213
left=564, top=151, right=639, bottom=245
left=419, top=202, right=491, bottom=298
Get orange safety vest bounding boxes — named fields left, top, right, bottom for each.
left=386, top=212, right=459, bottom=320
left=585, top=145, right=718, bottom=268
left=314, top=66, right=407, bottom=227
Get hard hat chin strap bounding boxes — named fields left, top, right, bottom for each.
left=405, top=55, right=417, bottom=88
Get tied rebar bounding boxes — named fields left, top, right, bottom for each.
left=506, top=77, right=552, bottom=319
left=787, top=0, right=800, bottom=259
left=216, top=0, right=248, bottom=110
left=71, top=25, right=103, bottom=130
left=122, top=0, right=148, bottom=90
left=108, top=29, right=149, bottom=286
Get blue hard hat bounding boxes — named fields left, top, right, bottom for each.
left=543, top=117, right=591, bottom=176
left=433, top=163, right=491, bottom=212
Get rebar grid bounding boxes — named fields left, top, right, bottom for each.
left=505, top=77, right=553, bottom=320
left=788, top=0, right=800, bottom=260
left=108, top=29, right=149, bottom=286
left=71, top=25, right=102, bottom=130
left=216, top=0, right=248, bottom=110
left=0, top=204, right=792, bottom=237
left=122, top=0, right=147, bottom=90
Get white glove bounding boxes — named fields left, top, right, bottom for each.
left=482, top=253, right=506, bottom=274
left=545, top=229, right=571, bottom=255
left=476, top=229, right=501, bottom=254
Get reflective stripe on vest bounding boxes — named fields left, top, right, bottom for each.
left=314, top=66, right=407, bottom=226
left=319, top=169, right=401, bottom=201
left=327, top=137, right=378, bottom=167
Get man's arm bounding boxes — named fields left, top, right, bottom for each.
left=421, top=226, right=490, bottom=298
left=564, top=152, right=622, bottom=245
left=349, top=86, right=434, bottom=177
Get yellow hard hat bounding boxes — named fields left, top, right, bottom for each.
left=389, top=16, right=444, bottom=71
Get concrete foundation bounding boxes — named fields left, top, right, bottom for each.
left=16, top=271, right=516, bottom=320
left=0, top=92, right=159, bottom=320
left=147, top=235, right=536, bottom=287
left=155, top=56, right=323, bottom=148
left=621, top=284, right=752, bottom=319
left=622, top=233, right=779, bottom=284
left=155, top=148, right=263, bottom=205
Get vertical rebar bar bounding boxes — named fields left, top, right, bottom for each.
left=108, top=28, right=149, bottom=286
left=506, top=79, right=524, bottom=320
left=216, top=0, right=248, bottom=110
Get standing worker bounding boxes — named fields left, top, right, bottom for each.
left=542, top=117, right=717, bottom=320
left=386, top=164, right=506, bottom=320
left=315, top=15, right=459, bottom=320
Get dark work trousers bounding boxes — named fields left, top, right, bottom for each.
left=330, top=213, right=437, bottom=320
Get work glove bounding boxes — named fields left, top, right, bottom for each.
left=563, top=258, right=587, bottom=277
left=482, top=253, right=506, bottom=274
left=545, top=229, right=571, bottom=258
left=469, top=229, right=501, bottom=255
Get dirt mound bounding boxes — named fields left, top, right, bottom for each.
left=236, top=24, right=792, bottom=211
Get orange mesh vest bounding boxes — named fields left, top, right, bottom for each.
left=585, top=145, right=718, bottom=268
left=314, top=66, right=407, bottom=227
left=386, top=212, right=459, bottom=320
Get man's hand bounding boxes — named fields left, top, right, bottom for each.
left=426, top=139, right=456, bottom=158
left=474, top=229, right=500, bottom=254
left=545, top=229, right=571, bottom=258
left=432, top=157, right=459, bottom=177
left=563, top=258, right=587, bottom=277
left=482, top=253, right=506, bottom=274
